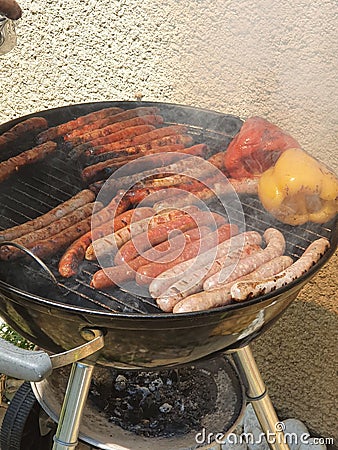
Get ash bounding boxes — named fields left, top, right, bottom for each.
left=89, top=366, right=218, bottom=438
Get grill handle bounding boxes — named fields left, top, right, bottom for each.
left=0, top=241, right=57, bottom=284
left=0, top=337, right=52, bottom=382
left=0, top=329, right=104, bottom=382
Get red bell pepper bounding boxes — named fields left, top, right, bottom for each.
left=224, top=116, right=300, bottom=179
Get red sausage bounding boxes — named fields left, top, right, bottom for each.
left=0, top=117, right=48, bottom=151
left=114, top=211, right=228, bottom=265
left=58, top=206, right=154, bottom=277
left=90, top=227, right=208, bottom=289
left=37, top=107, right=123, bottom=143
left=135, top=223, right=238, bottom=285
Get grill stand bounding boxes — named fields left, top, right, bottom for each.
left=230, top=345, right=290, bottom=450
left=49, top=344, right=290, bottom=450
left=52, top=360, right=95, bottom=450
left=0, top=333, right=290, bottom=449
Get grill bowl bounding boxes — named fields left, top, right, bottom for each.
left=0, top=101, right=336, bottom=369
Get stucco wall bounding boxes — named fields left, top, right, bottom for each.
left=1, top=0, right=337, bottom=440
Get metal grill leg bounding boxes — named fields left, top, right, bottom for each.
left=230, top=345, right=290, bottom=450
left=52, top=360, right=95, bottom=450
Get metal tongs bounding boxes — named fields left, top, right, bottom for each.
left=0, top=15, right=17, bottom=55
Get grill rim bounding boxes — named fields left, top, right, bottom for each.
left=0, top=101, right=337, bottom=320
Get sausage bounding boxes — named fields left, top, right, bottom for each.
left=81, top=154, right=141, bottom=182
left=86, top=207, right=198, bottom=261
left=64, top=107, right=160, bottom=141
left=0, top=0, right=22, bottom=19
left=0, top=202, right=96, bottom=261
left=90, top=156, right=205, bottom=195
left=203, top=228, right=286, bottom=290
left=90, top=227, right=208, bottom=289
left=81, top=148, right=189, bottom=183
left=0, top=141, right=57, bottom=183
left=87, top=135, right=193, bottom=164
left=0, top=189, right=95, bottom=242
left=149, top=231, right=262, bottom=299
left=208, top=152, right=226, bottom=171
left=36, top=107, right=123, bottom=143
left=73, top=124, right=156, bottom=156
left=127, top=187, right=178, bottom=206
left=135, top=223, right=238, bottom=285
left=173, top=255, right=294, bottom=313
left=179, top=144, right=209, bottom=157
left=231, top=238, right=330, bottom=301
left=127, top=175, right=222, bottom=207
left=153, top=177, right=259, bottom=211
left=58, top=206, right=154, bottom=277
left=115, top=211, right=228, bottom=265
left=0, top=117, right=48, bottom=151
left=87, top=125, right=188, bottom=156
left=123, top=145, right=209, bottom=189
left=58, top=233, right=93, bottom=278
left=66, top=115, right=163, bottom=148
left=156, top=243, right=260, bottom=312
left=214, top=178, right=259, bottom=196
left=28, top=216, right=95, bottom=260
left=90, top=192, right=131, bottom=230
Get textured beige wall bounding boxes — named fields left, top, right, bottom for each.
left=1, top=0, right=337, bottom=439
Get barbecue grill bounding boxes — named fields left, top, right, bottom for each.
left=0, top=101, right=336, bottom=450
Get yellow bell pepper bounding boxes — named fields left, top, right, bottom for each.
left=258, top=148, right=338, bottom=225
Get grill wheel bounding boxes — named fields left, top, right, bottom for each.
left=0, top=382, right=55, bottom=450
left=0, top=382, right=99, bottom=449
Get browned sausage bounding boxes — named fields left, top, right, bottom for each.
left=86, top=135, right=193, bottom=165
left=65, top=107, right=160, bottom=141
left=0, top=117, right=48, bottom=151
left=0, top=189, right=95, bottom=242
left=231, top=238, right=330, bottom=301
left=149, top=231, right=263, bottom=299
left=88, top=125, right=188, bottom=156
left=115, top=211, right=228, bottom=265
left=126, top=174, right=221, bottom=207
left=90, top=193, right=131, bottom=230
left=58, top=206, right=154, bottom=277
left=28, top=217, right=95, bottom=260
left=36, top=107, right=123, bottom=143
left=58, top=233, right=93, bottom=278
left=208, top=152, right=226, bottom=171
left=173, top=255, right=294, bottom=313
left=81, top=146, right=187, bottom=183
left=90, top=155, right=204, bottom=195
left=67, top=115, right=163, bottom=148
left=135, top=223, right=238, bottom=285
left=86, top=207, right=198, bottom=261
left=157, top=243, right=261, bottom=312
left=0, top=141, right=57, bottom=183
left=203, top=228, right=286, bottom=290
left=153, top=177, right=259, bottom=211
left=90, top=227, right=208, bottom=289
left=72, top=125, right=156, bottom=156
left=0, top=202, right=97, bottom=261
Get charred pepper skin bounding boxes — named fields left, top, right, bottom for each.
left=224, top=116, right=300, bottom=179
left=258, top=148, right=338, bottom=225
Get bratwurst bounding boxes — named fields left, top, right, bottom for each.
left=0, top=141, right=57, bottom=183
left=230, top=238, right=330, bottom=301
left=0, top=117, right=48, bottom=151
left=0, top=189, right=95, bottom=242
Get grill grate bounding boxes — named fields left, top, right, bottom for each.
left=0, top=110, right=336, bottom=315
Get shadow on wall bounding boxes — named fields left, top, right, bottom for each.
left=252, top=251, right=338, bottom=442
